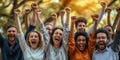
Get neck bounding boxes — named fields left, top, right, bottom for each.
left=8, top=40, right=16, bottom=46
left=98, top=48, right=106, bottom=52
left=54, top=44, right=60, bottom=48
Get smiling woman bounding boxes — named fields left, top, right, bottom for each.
left=14, top=6, right=47, bottom=60
left=26, top=31, right=42, bottom=49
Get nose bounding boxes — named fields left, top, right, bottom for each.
left=79, top=40, right=84, bottom=44
left=32, top=36, right=36, bottom=39
left=98, top=37, right=104, bottom=41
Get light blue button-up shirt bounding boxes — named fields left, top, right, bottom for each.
left=92, top=30, right=120, bottom=60
left=92, top=47, right=118, bottom=60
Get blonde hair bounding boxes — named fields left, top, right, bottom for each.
left=26, top=30, right=42, bottom=48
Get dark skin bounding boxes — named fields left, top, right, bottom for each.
left=105, top=7, right=112, bottom=26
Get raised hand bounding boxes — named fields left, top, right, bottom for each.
left=31, top=3, right=38, bottom=10
left=91, top=14, right=99, bottom=21
left=101, top=2, right=106, bottom=8
left=70, top=16, right=76, bottom=33
left=60, top=10, right=65, bottom=16
left=105, top=7, right=112, bottom=13
left=14, top=9, right=20, bottom=15
left=35, top=9, right=42, bottom=15
left=25, top=8, right=31, bottom=14
left=65, top=7, right=71, bottom=14
left=51, top=13, right=57, bottom=20
left=116, top=6, right=120, bottom=13
left=71, top=16, right=77, bottom=22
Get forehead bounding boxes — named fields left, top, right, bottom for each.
left=105, top=26, right=112, bottom=29
left=77, top=22, right=86, bottom=25
left=45, top=24, right=53, bottom=28
left=77, top=35, right=86, bottom=39
left=54, top=29, right=62, bottom=33
left=29, top=32, right=38, bottom=35
left=97, top=33, right=107, bottom=37
left=7, top=27, right=17, bottom=31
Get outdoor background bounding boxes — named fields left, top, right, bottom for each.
left=0, top=0, right=120, bottom=59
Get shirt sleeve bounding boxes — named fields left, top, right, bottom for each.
left=18, top=32, right=28, bottom=52
left=40, top=23, right=50, bottom=47
left=62, top=23, right=70, bottom=51
left=68, top=33, right=76, bottom=56
left=111, top=30, right=120, bottom=52
left=88, top=33, right=96, bottom=56
left=0, top=33, right=4, bottom=48
left=62, top=23, right=70, bottom=44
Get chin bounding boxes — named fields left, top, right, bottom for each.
left=98, top=46, right=106, bottom=50
left=31, top=46, right=37, bottom=49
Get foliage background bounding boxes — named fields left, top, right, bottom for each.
left=0, top=0, right=119, bottom=35
left=0, top=0, right=120, bottom=60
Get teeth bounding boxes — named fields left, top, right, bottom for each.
left=55, top=39, right=59, bottom=41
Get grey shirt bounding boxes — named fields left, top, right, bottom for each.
left=40, top=22, right=69, bottom=60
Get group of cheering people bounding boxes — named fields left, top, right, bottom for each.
left=0, top=2, right=120, bottom=60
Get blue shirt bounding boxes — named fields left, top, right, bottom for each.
left=0, top=34, right=23, bottom=60
left=92, top=47, right=118, bottom=60
left=92, top=30, right=120, bottom=60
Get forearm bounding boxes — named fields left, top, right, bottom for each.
left=31, top=11, right=37, bottom=26
left=66, top=14, right=70, bottom=25
left=98, top=7, right=105, bottom=21
left=107, top=13, right=111, bottom=26
left=15, top=14, right=22, bottom=33
left=53, top=19, right=56, bottom=28
left=116, top=17, right=120, bottom=30
left=24, top=14, right=29, bottom=29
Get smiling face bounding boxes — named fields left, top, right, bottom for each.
left=27, top=31, right=41, bottom=49
left=76, top=22, right=86, bottom=31
left=76, top=35, right=86, bottom=52
left=7, top=26, right=17, bottom=45
left=52, top=29, right=63, bottom=47
left=104, top=26, right=113, bottom=39
left=45, top=24, right=53, bottom=35
left=96, top=33, right=108, bottom=50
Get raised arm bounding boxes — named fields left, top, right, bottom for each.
left=23, top=8, right=30, bottom=29
left=60, top=10, right=65, bottom=26
left=65, top=7, right=71, bottom=26
left=35, top=9, right=50, bottom=45
left=91, top=14, right=99, bottom=35
left=30, top=3, right=38, bottom=26
left=14, top=9, right=27, bottom=51
left=112, top=8, right=120, bottom=51
left=51, top=13, right=57, bottom=28
left=25, top=3, right=38, bottom=39
left=88, top=14, right=99, bottom=55
left=98, top=2, right=106, bottom=21
left=105, top=7, right=112, bottom=26
left=14, top=9, right=22, bottom=33
left=68, top=16, right=77, bottom=56
left=88, top=2, right=106, bottom=35
left=113, top=6, right=120, bottom=31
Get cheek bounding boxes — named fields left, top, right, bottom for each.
left=28, top=40, right=31, bottom=44
left=96, top=40, right=99, bottom=43
left=76, top=42, right=80, bottom=45
left=105, top=40, right=108, bottom=43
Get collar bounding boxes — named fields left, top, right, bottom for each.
left=95, top=47, right=109, bottom=53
